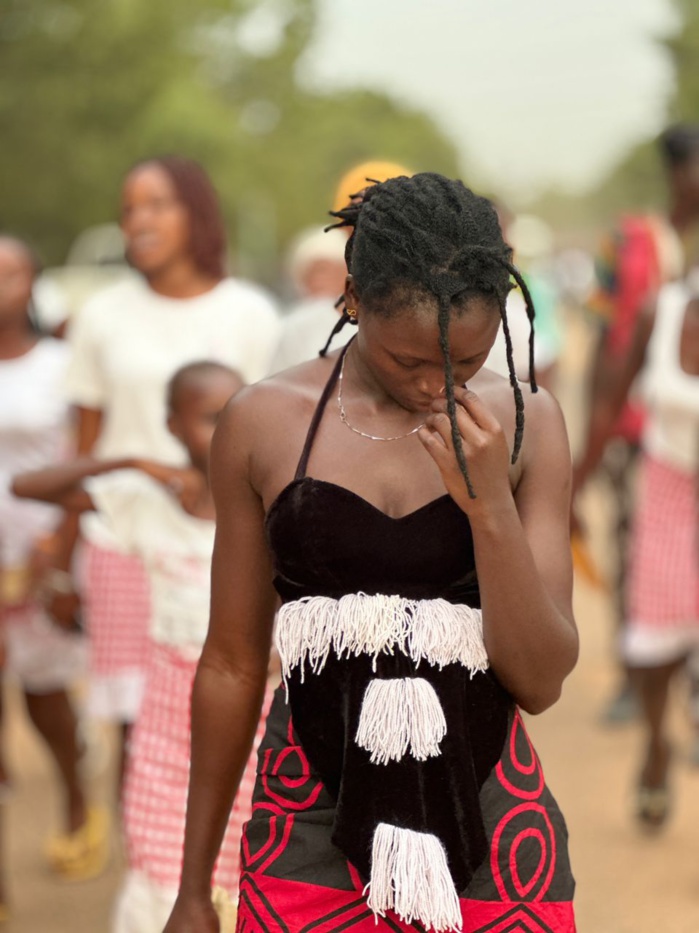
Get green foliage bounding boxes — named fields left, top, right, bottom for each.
left=0, top=0, right=458, bottom=276
left=666, top=0, right=699, bottom=119
left=535, top=0, right=699, bottom=238
left=584, top=141, right=665, bottom=224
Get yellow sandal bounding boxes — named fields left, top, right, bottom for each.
left=43, top=806, right=111, bottom=881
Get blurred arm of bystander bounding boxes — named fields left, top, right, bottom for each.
left=573, top=298, right=656, bottom=491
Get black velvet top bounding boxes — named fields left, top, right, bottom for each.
left=265, top=344, right=512, bottom=891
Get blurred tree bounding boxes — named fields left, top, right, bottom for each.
left=666, top=0, right=699, bottom=119
left=0, top=0, right=458, bottom=277
left=532, top=0, right=699, bottom=239
left=590, top=0, right=699, bottom=220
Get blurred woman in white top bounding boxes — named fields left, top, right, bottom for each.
left=62, top=156, right=279, bottom=793
left=622, top=280, right=699, bottom=827
left=0, top=236, right=99, bottom=890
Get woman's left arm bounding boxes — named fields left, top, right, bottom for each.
left=420, top=386, right=577, bottom=714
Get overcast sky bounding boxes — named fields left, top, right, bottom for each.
left=299, top=0, right=677, bottom=201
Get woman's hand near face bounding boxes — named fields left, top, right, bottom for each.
left=423, top=382, right=577, bottom=714
left=418, top=386, right=513, bottom=516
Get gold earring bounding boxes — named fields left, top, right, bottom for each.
left=346, top=308, right=357, bottom=320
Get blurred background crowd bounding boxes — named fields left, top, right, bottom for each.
left=1, top=1, right=698, bottom=931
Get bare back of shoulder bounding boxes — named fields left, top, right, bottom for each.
left=223, top=354, right=340, bottom=508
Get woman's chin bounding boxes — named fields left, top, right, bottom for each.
left=127, top=250, right=172, bottom=277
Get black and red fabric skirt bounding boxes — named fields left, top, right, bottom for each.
left=238, top=686, right=575, bottom=933
left=237, top=602, right=576, bottom=933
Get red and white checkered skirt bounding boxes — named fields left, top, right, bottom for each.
left=625, top=455, right=699, bottom=663
left=122, top=642, right=273, bottom=896
left=81, top=542, right=151, bottom=720
left=82, top=542, right=151, bottom=674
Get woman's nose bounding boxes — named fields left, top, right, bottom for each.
left=417, top=376, right=445, bottom=398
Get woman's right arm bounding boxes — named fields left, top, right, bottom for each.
left=165, top=396, right=278, bottom=933
left=76, top=405, right=103, bottom=455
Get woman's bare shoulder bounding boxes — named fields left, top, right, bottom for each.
left=476, top=367, right=563, bottom=423
left=519, top=385, right=571, bottom=480
left=522, top=382, right=567, bottom=433
left=213, top=355, right=338, bottom=461
left=473, top=368, right=569, bottom=480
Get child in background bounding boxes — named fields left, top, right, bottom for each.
left=13, top=361, right=273, bottom=932
left=0, top=235, right=103, bottom=897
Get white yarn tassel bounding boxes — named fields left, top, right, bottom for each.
left=366, top=824, right=463, bottom=932
left=355, top=678, right=447, bottom=764
left=275, top=594, right=487, bottom=683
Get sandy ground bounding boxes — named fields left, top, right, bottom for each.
left=3, top=310, right=699, bottom=932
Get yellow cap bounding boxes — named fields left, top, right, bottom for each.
left=332, top=160, right=414, bottom=215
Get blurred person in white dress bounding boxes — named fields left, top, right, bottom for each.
left=0, top=236, right=104, bottom=895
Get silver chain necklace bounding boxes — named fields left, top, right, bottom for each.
left=337, top=347, right=426, bottom=442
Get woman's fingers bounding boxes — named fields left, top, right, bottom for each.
left=423, top=412, right=455, bottom=450
left=428, top=399, right=484, bottom=446
left=424, top=388, right=508, bottom=479
left=417, top=425, right=451, bottom=465
left=432, top=387, right=501, bottom=432
left=453, top=386, right=502, bottom=431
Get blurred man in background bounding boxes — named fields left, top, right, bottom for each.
left=272, top=160, right=415, bottom=371
left=574, top=123, right=699, bottom=725
left=270, top=226, right=349, bottom=372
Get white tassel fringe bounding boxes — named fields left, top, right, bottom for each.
left=275, top=593, right=486, bottom=683
left=355, top=678, right=447, bottom=764
left=366, top=823, right=463, bottom=932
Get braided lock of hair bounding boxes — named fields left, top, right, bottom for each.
left=323, top=173, right=537, bottom=497
left=318, top=193, right=368, bottom=357
left=318, top=296, right=357, bottom=358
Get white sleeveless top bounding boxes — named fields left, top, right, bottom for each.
left=642, top=282, right=699, bottom=472
left=0, top=339, right=71, bottom=567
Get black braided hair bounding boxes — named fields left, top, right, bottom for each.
left=324, top=173, right=537, bottom=497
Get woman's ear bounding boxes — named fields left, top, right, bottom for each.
left=345, top=275, right=360, bottom=311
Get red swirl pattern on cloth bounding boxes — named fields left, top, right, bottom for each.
left=490, top=803, right=557, bottom=903
left=490, top=711, right=557, bottom=904
left=495, top=709, right=544, bottom=800
left=243, top=715, right=325, bottom=876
